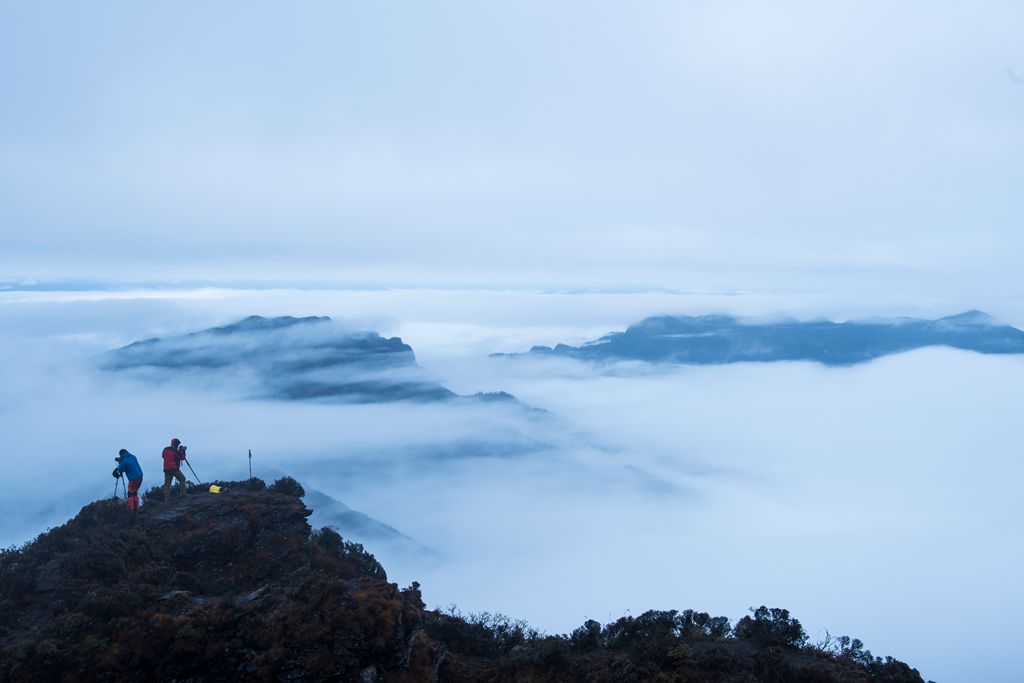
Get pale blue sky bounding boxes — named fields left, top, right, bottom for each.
left=1, top=1, right=1022, bottom=293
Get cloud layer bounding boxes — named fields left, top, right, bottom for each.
left=2, top=288, right=1023, bottom=682
left=2, top=1, right=1023, bottom=293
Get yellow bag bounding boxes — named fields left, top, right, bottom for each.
left=209, top=484, right=223, bottom=494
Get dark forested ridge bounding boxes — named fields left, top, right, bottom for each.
left=0, top=479, right=930, bottom=682
left=101, top=316, right=523, bottom=405
left=102, top=315, right=457, bottom=403
left=510, top=310, right=1024, bottom=366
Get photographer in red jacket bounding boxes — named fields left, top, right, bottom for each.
left=161, top=438, right=188, bottom=501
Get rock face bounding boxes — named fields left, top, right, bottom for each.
left=101, top=315, right=457, bottom=403
left=0, top=480, right=929, bottom=683
left=515, top=310, right=1024, bottom=366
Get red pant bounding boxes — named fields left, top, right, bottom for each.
left=126, top=477, right=143, bottom=511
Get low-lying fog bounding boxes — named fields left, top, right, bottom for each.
left=2, top=287, right=1022, bottom=683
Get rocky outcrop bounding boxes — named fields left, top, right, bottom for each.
left=0, top=479, right=928, bottom=682
left=0, top=479, right=441, bottom=681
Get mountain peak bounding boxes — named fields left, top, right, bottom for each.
left=0, top=480, right=927, bottom=682
left=210, top=314, right=332, bottom=334
left=0, top=479, right=439, bottom=681
left=516, top=311, right=1024, bottom=366
left=934, top=309, right=996, bottom=326
left=102, top=316, right=464, bottom=404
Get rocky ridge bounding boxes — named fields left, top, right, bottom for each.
left=0, top=479, right=930, bottom=682
left=102, top=315, right=527, bottom=407
left=511, top=310, right=1024, bottom=366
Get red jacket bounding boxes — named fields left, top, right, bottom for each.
left=162, top=446, right=184, bottom=472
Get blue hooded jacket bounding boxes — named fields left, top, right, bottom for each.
left=115, top=451, right=143, bottom=481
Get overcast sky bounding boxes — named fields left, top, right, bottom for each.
left=2, top=1, right=1022, bottom=292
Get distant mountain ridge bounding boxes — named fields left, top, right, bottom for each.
left=252, top=466, right=428, bottom=556
left=302, top=486, right=433, bottom=558
left=103, top=315, right=517, bottom=404
left=508, top=310, right=1024, bottom=366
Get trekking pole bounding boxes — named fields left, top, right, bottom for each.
left=248, top=449, right=252, bottom=479
left=184, top=459, right=202, bottom=485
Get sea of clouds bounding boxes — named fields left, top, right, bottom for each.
left=1, top=287, right=1022, bottom=683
